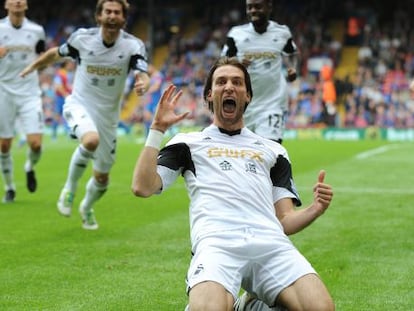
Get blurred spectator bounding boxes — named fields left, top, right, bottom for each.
left=320, top=65, right=337, bottom=126
left=345, top=16, right=362, bottom=45
left=39, top=69, right=56, bottom=126
left=51, top=59, right=75, bottom=139
left=141, top=65, right=165, bottom=137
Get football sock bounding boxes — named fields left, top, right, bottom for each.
left=64, top=145, right=94, bottom=193
left=0, top=152, right=15, bottom=190
left=81, top=177, right=107, bottom=211
left=25, top=148, right=42, bottom=172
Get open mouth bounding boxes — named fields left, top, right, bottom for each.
left=105, top=22, right=119, bottom=30
left=223, top=99, right=236, bottom=113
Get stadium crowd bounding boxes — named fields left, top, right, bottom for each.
left=7, top=0, right=414, bottom=138
left=153, top=0, right=414, bottom=130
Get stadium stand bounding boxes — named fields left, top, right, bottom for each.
left=4, top=0, right=414, bottom=132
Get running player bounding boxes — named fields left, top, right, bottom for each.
left=21, top=0, right=150, bottom=229
left=221, top=0, right=298, bottom=144
left=132, top=57, right=334, bottom=311
left=0, top=0, right=46, bottom=203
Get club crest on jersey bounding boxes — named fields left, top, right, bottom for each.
left=245, top=161, right=257, bottom=174
left=219, top=160, right=232, bottom=171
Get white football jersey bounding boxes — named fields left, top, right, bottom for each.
left=156, top=125, right=301, bottom=245
left=58, top=27, right=148, bottom=122
left=0, top=17, right=45, bottom=96
left=222, top=21, right=298, bottom=134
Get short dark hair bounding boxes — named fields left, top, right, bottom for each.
left=203, top=56, right=253, bottom=112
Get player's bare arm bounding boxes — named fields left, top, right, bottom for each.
left=276, top=170, right=333, bottom=235
left=131, top=142, right=162, bottom=198
left=134, top=71, right=150, bottom=96
left=131, top=85, right=189, bottom=197
left=20, top=47, right=62, bottom=78
left=285, top=54, right=298, bottom=82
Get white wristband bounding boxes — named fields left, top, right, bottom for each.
left=145, top=129, right=164, bottom=150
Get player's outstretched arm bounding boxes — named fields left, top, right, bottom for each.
left=276, top=170, right=334, bottom=235
left=131, top=84, right=189, bottom=198
left=20, top=47, right=61, bottom=78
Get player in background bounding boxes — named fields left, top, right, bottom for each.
left=51, top=59, right=75, bottom=140
left=21, top=0, right=150, bottom=230
left=141, top=64, right=164, bottom=137
left=132, top=57, right=334, bottom=311
left=0, top=0, right=46, bottom=203
left=221, top=0, right=298, bottom=144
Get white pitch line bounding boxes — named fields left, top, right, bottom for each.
left=355, top=144, right=400, bottom=160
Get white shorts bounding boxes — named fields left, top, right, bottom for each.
left=186, top=228, right=316, bottom=306
left=0, top=85, right=44, bottom=138
left=63, top=101, right=117, bottom=173
left=244, top=111, right=287, bottom=142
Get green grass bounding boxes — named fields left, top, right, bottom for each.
left=1, top=135, right=413, bottom=310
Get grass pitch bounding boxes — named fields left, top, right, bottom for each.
left=0, top=134, right=413, bottom=310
